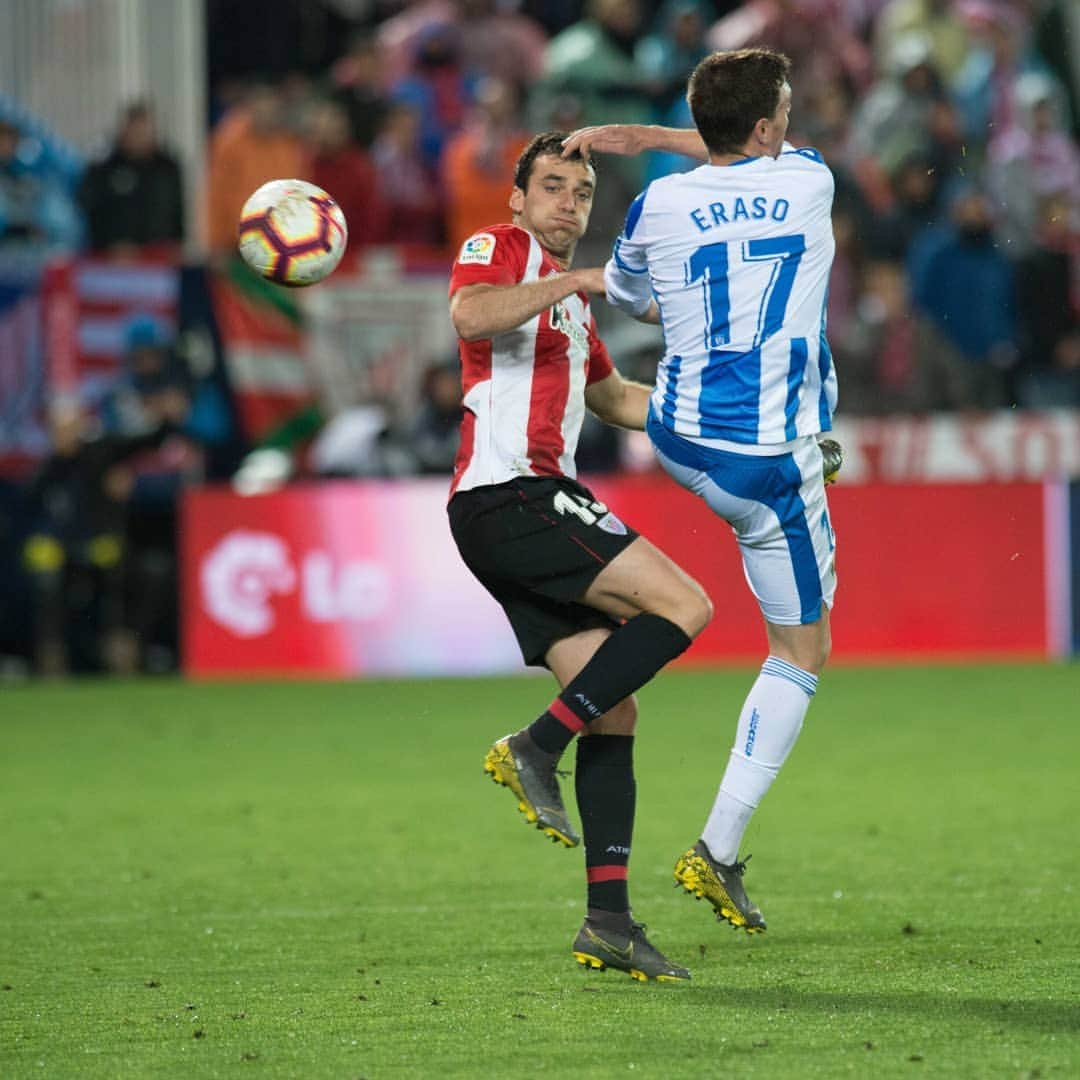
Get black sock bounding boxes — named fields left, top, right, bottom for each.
left=575, top=734, right=635, bottom=917
left=528, top=613, right=692, bottom=754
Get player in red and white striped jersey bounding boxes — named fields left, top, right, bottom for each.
left=446, top=132, right=712, bottom=981
left=448, top=220, right=613, bottom=496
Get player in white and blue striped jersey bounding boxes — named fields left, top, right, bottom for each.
left=566, top=49, right=840, bottom=933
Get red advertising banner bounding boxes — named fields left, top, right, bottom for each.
left=830, top=412, right=1080, bottom=483
left=588, top=475, right=1050, bottom=663
left=182, top=477, right=1054, bottom=678
left=182, top=479, right=524, bottom=677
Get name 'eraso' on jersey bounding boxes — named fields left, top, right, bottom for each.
left=604, top=143, right=838, bottom=448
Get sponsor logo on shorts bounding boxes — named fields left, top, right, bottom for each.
left=457, top=232, right=495, bottom=265
left=596, top=512, right=628, bottom=535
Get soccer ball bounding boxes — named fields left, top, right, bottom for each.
left=237, top=179, right=348, bottom=287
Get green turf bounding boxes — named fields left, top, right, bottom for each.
left=2, top=664, right=1078, bottom=1078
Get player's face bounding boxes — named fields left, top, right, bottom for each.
left=764, top=82, right=792, bottom=158
left=510, top=154, right=596, bottom=265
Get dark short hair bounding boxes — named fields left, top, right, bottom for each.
left=688, top=49, right=792, bottom=156
left=513, top=131, right=595, bottom=192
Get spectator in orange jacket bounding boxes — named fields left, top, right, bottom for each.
left=442, top=76, right=530, bottom=254
left=205, top=82, right=306, bottom=257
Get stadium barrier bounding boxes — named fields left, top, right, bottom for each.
left=181, top=474, right=1075, bottom=678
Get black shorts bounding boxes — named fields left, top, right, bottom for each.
left=448, top=476, right=640, bottom=667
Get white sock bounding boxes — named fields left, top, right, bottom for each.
left=701, top=656, right=817, bottom=864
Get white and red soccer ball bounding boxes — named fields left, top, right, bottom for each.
left=237, top=179, right=348, bottom=287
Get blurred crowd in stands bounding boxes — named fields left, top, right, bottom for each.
left=3, top=0, right=1078, bottom=411
left=3, top=0, right=1077, bottom=406
left=1, top=0, right=1079, bottom=676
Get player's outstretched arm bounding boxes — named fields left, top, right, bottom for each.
left=585, top=371, right=652, bottom=432
left=451, top=268, right=606, bottom=341
left=562, top=125, right=708, bottom=163
left=631, top=300, right=660, bottom=324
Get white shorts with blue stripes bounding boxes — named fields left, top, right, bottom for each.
left=647, top=411, right=836, bottom=626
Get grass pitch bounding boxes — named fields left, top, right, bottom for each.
left=2, top=664, right=1078, bottom=1078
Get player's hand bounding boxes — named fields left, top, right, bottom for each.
left=574, top=267, right=607, bottom=294
left=819, top=438, right=843, bottom=485
left=562, top=125, right=649, bottom=161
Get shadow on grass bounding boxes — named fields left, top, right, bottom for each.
left=631, top=984, right=1080, bottom=1034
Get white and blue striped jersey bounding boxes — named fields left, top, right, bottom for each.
left=604, top=143, right=837, bottom=447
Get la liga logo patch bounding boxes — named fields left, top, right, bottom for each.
left=458, top=232, right=496, bottom=265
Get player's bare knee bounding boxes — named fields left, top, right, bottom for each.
left=807, top=619, right=832, bottom=672
left=677, top=580, right=712, bottom=639
left=593, top=695, right=638, bottom=735
left=818, top=631, right=832, bottom=670
left=796, top=630, right=831, bottom=674
left=767, top=614, right=830, bottom=674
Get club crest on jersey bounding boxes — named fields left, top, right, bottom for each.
left=596, top=512, right=628, bottom=535
left=458, top=233, right=495, bottom=265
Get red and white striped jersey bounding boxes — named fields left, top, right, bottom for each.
left=447, top=224, right=614, bottom=496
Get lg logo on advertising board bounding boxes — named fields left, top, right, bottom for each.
left=200, top=530, right=391, bottom=637
left=201, top=531, right=294, bottom=637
